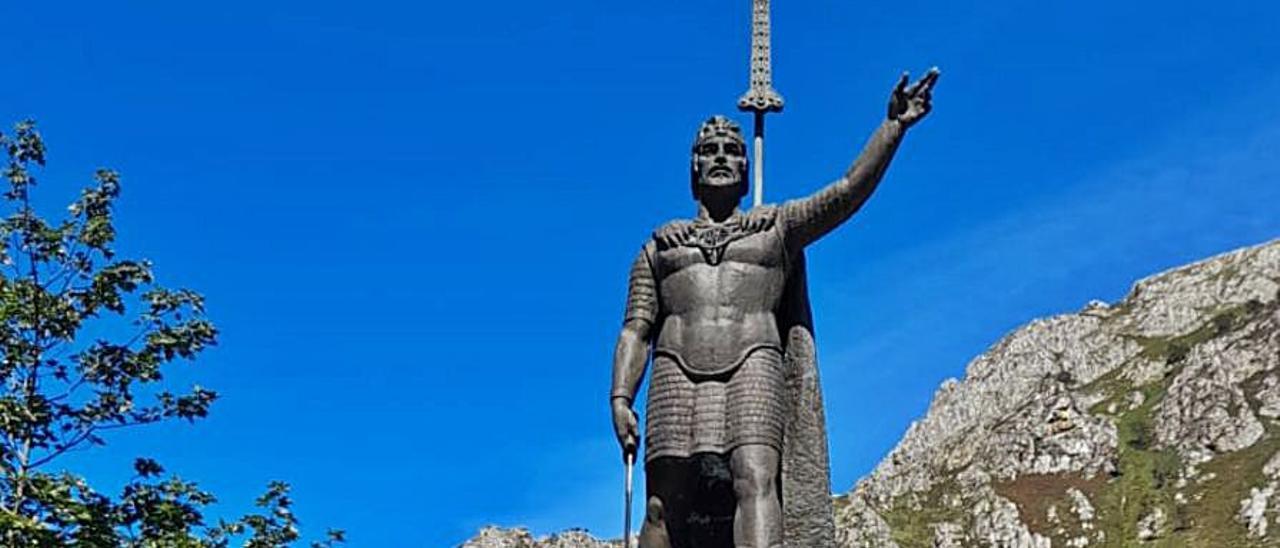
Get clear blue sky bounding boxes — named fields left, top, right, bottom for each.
left=3, top=1, right=1279, bottom=545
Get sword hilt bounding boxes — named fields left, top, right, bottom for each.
left=737, top=0, right=784, bottom=114
left=738, top=89, right=784, bottom=113
left=739, top=0, right=781, bottom=207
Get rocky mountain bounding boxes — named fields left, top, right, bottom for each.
left=461, top=527, right=619, bottom=547
left=464, top=238, right=1280, bottom=547
left=842, top=238, right=1280, bottom=547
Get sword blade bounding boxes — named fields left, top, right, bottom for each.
left=738, top=0, right=784, bottom=113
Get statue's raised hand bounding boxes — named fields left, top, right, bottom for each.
left=888, top=67, right=939, bottom=128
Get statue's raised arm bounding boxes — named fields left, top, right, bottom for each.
left=781, top=68, right=939, bottom=249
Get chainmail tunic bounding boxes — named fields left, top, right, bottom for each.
left=645, top=347, right=785, bottom=461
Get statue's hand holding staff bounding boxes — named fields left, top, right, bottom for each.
left=888, top=67, right=940, bottom=128
left=612, top=397, right=639, bottom=459
left=612, top=397, right=638, bottom=548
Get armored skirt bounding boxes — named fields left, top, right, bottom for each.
left=644, top=346, right=786, bottom=463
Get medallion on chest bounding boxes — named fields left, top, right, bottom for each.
left=651, top=207, right=778, bottom=266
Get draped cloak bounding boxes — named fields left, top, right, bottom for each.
left=775, top=252, right=835, bottom=547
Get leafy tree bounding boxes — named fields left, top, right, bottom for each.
left=0, top=121, right=343, bottom=546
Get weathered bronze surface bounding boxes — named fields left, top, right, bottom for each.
left=611, top=69, right=938, bottom=548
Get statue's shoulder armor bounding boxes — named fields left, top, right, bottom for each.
left=650, top=218, right=695, bottom=251
left=649, top=206, right=779, bottom=251
left=743, top=204, right=780, bottom=229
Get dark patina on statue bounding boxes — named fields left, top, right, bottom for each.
left=611, top=69, right=938, bottom=548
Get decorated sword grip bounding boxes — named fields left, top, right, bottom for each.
left=737, top=0, right=784, bottom=113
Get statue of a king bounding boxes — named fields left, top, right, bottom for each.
left=610, top=68, right=939, bottom=548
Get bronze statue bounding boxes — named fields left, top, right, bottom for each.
left=609, top=68, right=938, bottom=548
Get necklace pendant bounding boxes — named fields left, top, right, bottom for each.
left=700, top=245, right=727, bottom=266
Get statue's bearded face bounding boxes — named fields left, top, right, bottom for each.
left=692, top=135, right=748, bottom=199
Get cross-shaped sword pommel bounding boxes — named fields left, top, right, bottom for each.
left=737, top=0, right=784, bottom=113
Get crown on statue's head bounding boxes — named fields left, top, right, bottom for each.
left=692, top=115, right=745, bottom=151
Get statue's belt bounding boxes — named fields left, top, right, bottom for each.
left=653, top=343, right=784, bottom=380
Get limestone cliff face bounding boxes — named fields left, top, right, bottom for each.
left=841, top=238, right=1280, bottom=547
left=465, top=239, right=1280, bottom=547
left=461, top=527, right=619, bottom=548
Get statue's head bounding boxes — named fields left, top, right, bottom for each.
left=690, top=115, right=748, bottom=202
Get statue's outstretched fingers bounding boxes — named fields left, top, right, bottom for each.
left=921, top=68, right=941, bottom=93
left=894, top=71, right=909, bottom=95
left=905, top=78, right=924, bottom=97
left=907, top=69, right=939, bottom=98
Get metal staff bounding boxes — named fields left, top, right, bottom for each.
left=623, top=452, right=634, bottom=548
left=738, top=0, right=784, bottom=207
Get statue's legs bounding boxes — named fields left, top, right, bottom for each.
left=641, top=457, right=687, bottom=548
left=643, top=349, right=784, bottom=547
left=729, top=444, right=781, bottom=548
left=638, top=495, right=672, bottom=548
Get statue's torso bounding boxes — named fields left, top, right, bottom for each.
left=652, top=219, right=788, bottom=376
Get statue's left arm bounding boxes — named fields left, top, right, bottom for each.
left=781, top=68, right=939, bottom=249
